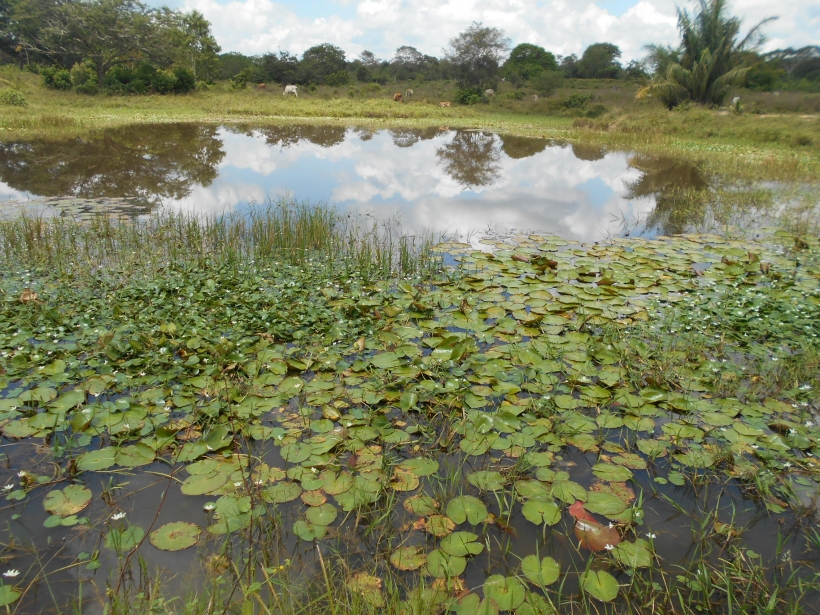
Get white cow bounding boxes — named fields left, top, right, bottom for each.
left=484, top=89, right=495, bottom=98
left=283, top=85, right=298, bottom=97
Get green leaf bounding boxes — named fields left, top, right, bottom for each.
left=522, top=500, right=561, bottom=526
left=305, top=503, right=337, bottom=526
left=43, top=485, right=92, bottom=517
left=293, top=520, right=327, bottom=541
left=591, top=463, right=633, bottom=482
left=115, top=443, right=156, bottom=467
left=105, top=525, right=145, bottom=552
left=612, top=539, right=653, bottom=569
left=584, top=491, right=628, bottom=517
left=580, top=570, right=619, bottom=602
left=390, top=546, right=427, bottom=571
left=398, top=457, right=439, bottom=476
left=262, top=482, right=302, bottom=504
left=76, top=448, right=117, bottom=472
left=446, top=495, right=488, bottom=525
left=440, top=531, right=484, bottom=556
left=0, top=585, right=21, bottom=607
left=180, top=472, right=228, bottom=496
left=467, top=471, right=506, bottom=491
left=520, top=555, right=560, bottom=586
left=149, top=522, right=201, bottom=551
left=483, top=575, right=526, bottom=611
left=425, top=549, right=466, bottom=578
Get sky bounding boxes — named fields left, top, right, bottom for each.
left=149, top=0, right=819, bottom=63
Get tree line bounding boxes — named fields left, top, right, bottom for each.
left=1, top=0, right=817, bottom=102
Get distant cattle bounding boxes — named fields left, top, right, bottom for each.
left=393, top=92, right=403, bottom=102
left=283, top=85, right=298, bottom=97
left=484, top=89, right=495, bottom=97
left=257, top=83, right=266, bottom=89
left=532, top=94, right=538, bottom=101
left=405, top=88, right=413, bottom=99
left=439, top=101, right=451, bottom=107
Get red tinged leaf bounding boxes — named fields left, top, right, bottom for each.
left=568, top=501, right=620, bottom=552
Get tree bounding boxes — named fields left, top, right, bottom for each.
left=577, top=43, right=622, bottom=79
left=638, top=0, right=775, bottom=108
left=40, top=0, right=156, bottom=88
left=161, top=9, right=220, bottom=81
left=444, top=22, right=510, bottom=89
left=391, top=45, right=424, bottom=78
left=300, top=43, right=346, bottom=84
left=503, top=43, right=557, bottom=85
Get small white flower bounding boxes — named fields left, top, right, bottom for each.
left=604, top=544, right=614, bottom=551
left=110, top=512, right=126, bottom=520
left=17, top=471, right=26, bottom=478
left=805, top=421, right=815, bottom=428
left=783, top=462, right=792, bottom=468
left=646, top=533, right=657, bottom=539
left=608, top=522, right=615, bottom=529
left=800, top=384, right=812, bottom=391
left=2, top=485, right=13, bottom=491
left=203, top=503, right=215, bottom=511
left=234, top=482, right=242, bottom=487
left=3, top=569, right=20, bottom=578
left=789, top=428, right=796, bottom=435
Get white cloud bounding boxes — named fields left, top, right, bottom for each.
left=182, top=0, right=817, bottom=62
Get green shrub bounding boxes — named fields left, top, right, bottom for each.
left=70, top=62, right=98, bottom=94
left=530, top=70, right=564, bottom=96
left=325, top=70, right=350, bottom=86
left=230, top=67, right=253, bottom=90
left=0, top=88, right=27, bottom=107
left=172, top=66, right=196, bottom=93
left=151, top=68, right=178, bottom=94
left=104, top=63, right=152, bottom=94
left=455, top=87, right=484, bottom=105
left=563, top=92, right=593, bottom=108
left=584, top=103, right=608, bottom=118
left=501, top=90, right=525, bottom=100
left=41, top=66, right=72, bottom=90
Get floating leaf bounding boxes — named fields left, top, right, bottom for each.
left=349, top=573, right=384, bottom=607
left=262, top=482, right=302, bottom=504
left=106, top=525, right=145, bottom=552
left=0, top=585, right=21, bottom=607
left=43, top=485, right=91, bottom=517
left=181, top=472, right=228, bottom=496
left=115, top=443, right=156, bottom=468
left=390, top=546, right=427, bottom=571
left=580, top=570, right=619, bottom=602
left=76, top=448, right=116, bottom=472
left=293, top=520, right=327, bottom=541
left=404, top=494, right=438, bottom=516
left=483, top=575, right=526, bottom=611
left=425, top=549, right=466, bottom=578
left=591, top=463, right=633, bottom=483
left=149, top=522, right=201, bottom=551
left=426, top=515, right=456, bottom=537
left=446, top=495, right=488, bottom=525
left=520, top=555, right=560, bottom=586
left=399, top=458, right=439, bottom=476
left=440, top=531, right=484, bottom=556
left=522, top=500, right=561, bottom=526
left=468, top=471, right=506, bottom=491
left=611, top=539, right=652, bottom=569
left=305, top=503, right=337, bottom=526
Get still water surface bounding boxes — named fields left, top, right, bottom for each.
left=0, top=124, right=708, bottom=241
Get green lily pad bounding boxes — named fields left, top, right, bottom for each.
left=404, top=494, right=439, bottom=516
left=76, top=448, right=117, bottom=472
left=584, top=491, right=628, bottom=517
left=390, top=546, right=427, bottom=571
left=262, top=482, right=302, bottom=504
left=293, top=520, right=327, bottom=541
left=440, top=531, right=484, bottom=556
left=446, top=495, right=488, bottom=525
left=181, top=472, right=228, bottom=496
left=0, top=585, right=21, bottom=607
left=580, top=570, right=619, bottom=602
left=149, top=522, right=201, bottom=551
left=483, top=575, right=526, bottom=611
left=426, top=515, right=456, bottom=537
left=467, top=471, right=506, bottom=491
left=520, top=555, right=560, bottom=586
left=522, top=500, right=561, bottom=526
left=115, top=443, right=156, bottom=468
left=105, top=525, right=145, bottom=552
left=399, top=457, right=439, bottom=476
left=349, top=572, right=384, bottom=607
left=43, top=485, right=91, bottom=517
left=612, top=539, right=653, bottom=569
left=425, top=549, right=466, bottom=578
left=591, top=463, right=633, bottom=482
left=305, top=503, right=337, bottom=526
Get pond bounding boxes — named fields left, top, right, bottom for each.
left=0, top=123, right=712, bottom=241
left=0, top=124, right=818, bottom=615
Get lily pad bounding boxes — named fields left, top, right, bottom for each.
left=580, top=570, right=619, bottom=602
left=398, top=457, right=439, bottom=476
left=440, top=531, right=484, bottom=556
left=426, top=514, right=456, bottom=537
left=0, top=585, right=21, bottom=607
left=483, top=575, right=526, bottom=611
left=305, top=503, right=337, bottom=526
left=404, top=494, right=439, bottom=516
left=349, top=572, right=384, bottom=607
left=106, top=525, right=145, bottom=552
left=149, top=522, right=201, bottom=551
left=520, top=555, right=560, bottom=586
left=262, top=482, right=302, bottom=504
left=390, top=546, right=427, bottom=571
left=522, top=500, right=561, bottom=526
left=446, top=495, right=488, bottom=525
left=467, top=471, right=506, bottom=491
left=293, top=519, right=327, bottom=541
left=43, top=485, right=92, bottom=517
left=425, top=549, right=466, bottom=578
left=76, top=448, right=117, bottom=472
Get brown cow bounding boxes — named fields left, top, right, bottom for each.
left=393, top=92, right=403, bottom=102
left=439, top=101, right=451, bottom=107
left=257, top=83, right=267, bottom=89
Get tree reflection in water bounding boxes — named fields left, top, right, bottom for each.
left=389, top=127, right=440, bottom=149
left=624, top=154, right=710, bottom=235
left=228, top=124, right=347, bottom=149
left=437, top=131, right=502, bottom=188
left=499, top=135, right=550, bottom=160
left=0, top=124, right=224, bottom=213
left=571, top=143, right=607, bottom=161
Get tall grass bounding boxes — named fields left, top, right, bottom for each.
left=0, top=199, right=442, bottom=282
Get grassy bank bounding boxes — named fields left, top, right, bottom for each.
left=1, top=67, right=819, bottom=182
left=0, top=204, right=819, bottom=614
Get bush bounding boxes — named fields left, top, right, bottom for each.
left=41, top=66, right=72, bottom=90
left=530, top=70, right=564, bottom=96
left=151, top=69, right=178, bottom=94
left=230, top=67, right=253, bottom=90
left=501, top=90, right=525, bottom=100
left=0, top=88, right=27, bottom=107
left=70, top=62, right=98, bottom=94
left=104, top=64, right=152, bottom=95
left=172, top=66, right=196, bottom=93
left=562, top=92, right=593, bottom=108
left=325, top=70, right=350, bottom=86
left=584, top=103, right=608, bottom=118
left=455, top=87, right=484, bottom=105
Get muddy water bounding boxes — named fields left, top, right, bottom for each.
left=0, top=124, right=710, bottom=241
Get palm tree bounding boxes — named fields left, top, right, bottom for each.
left=638, top=0, right=775, bottom=108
